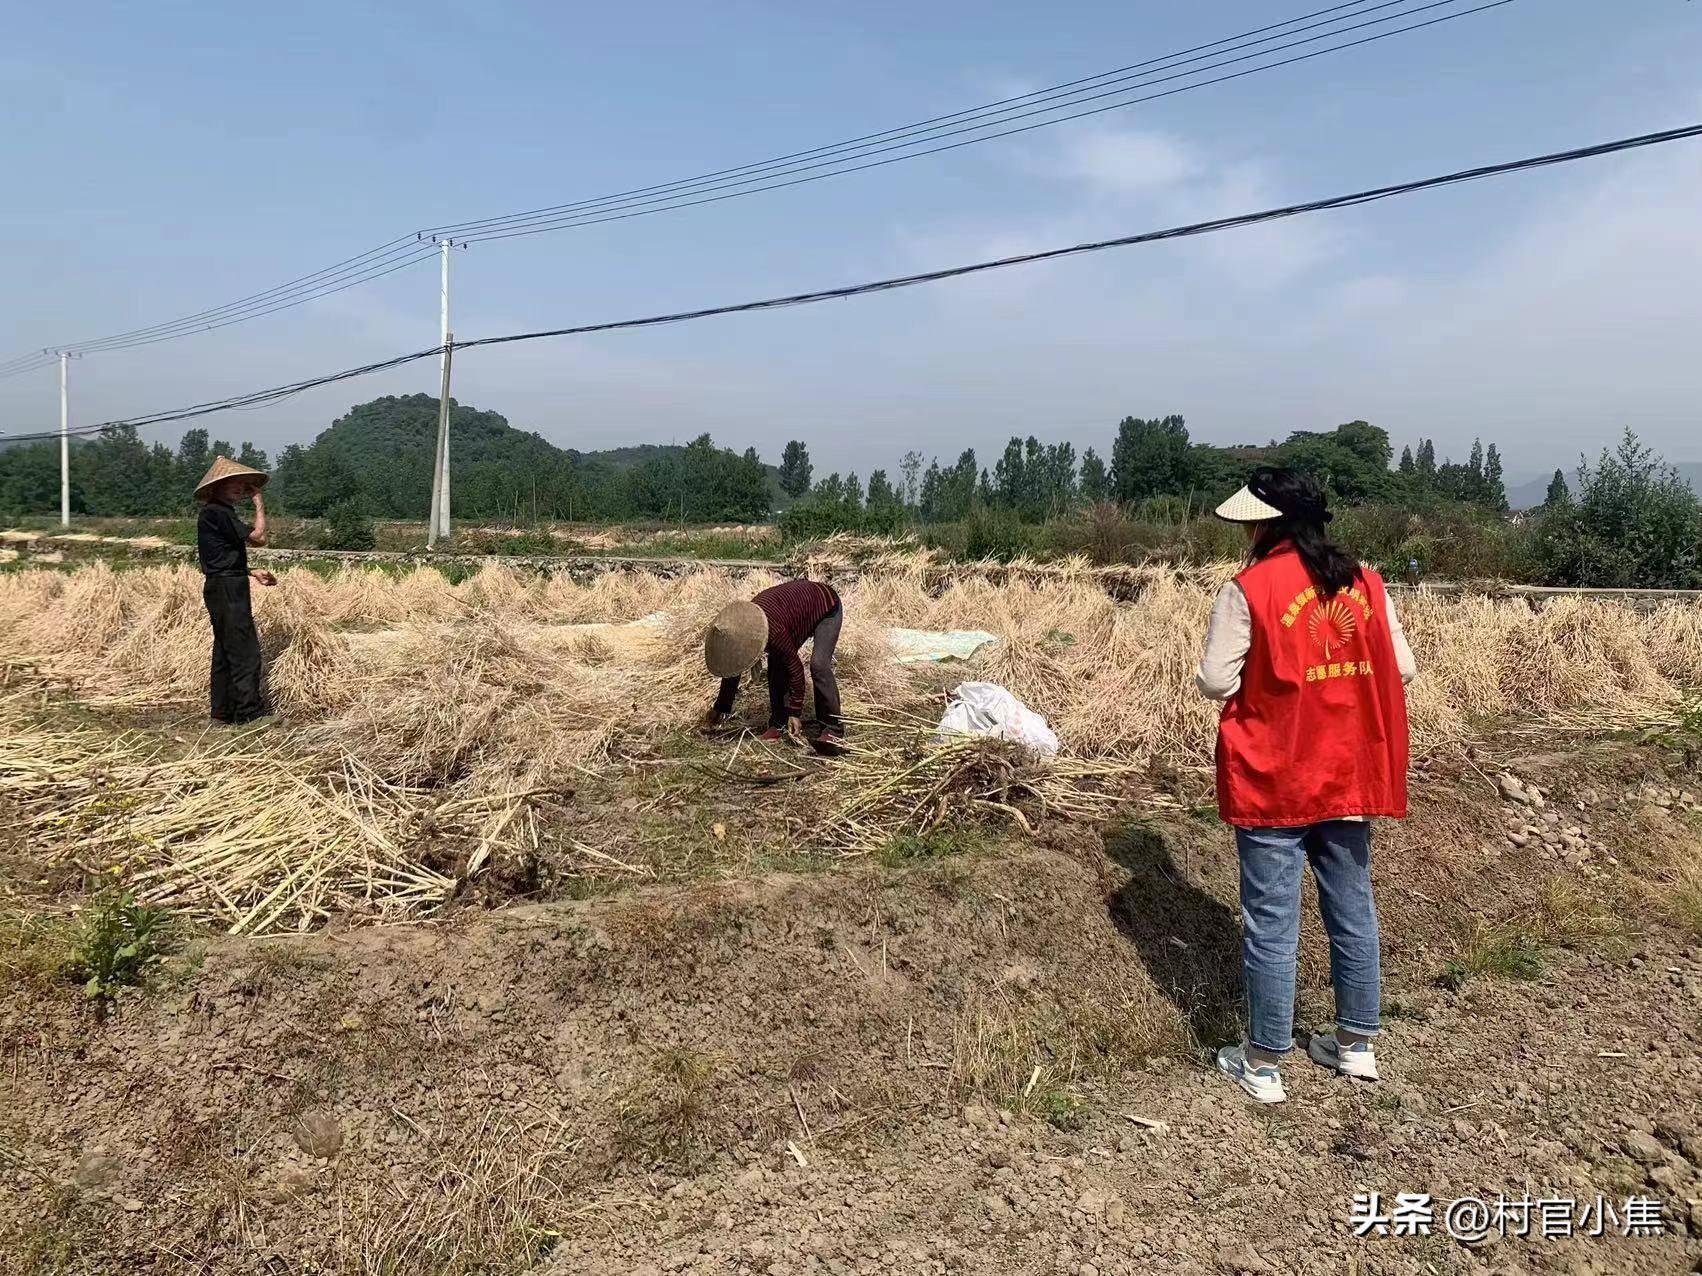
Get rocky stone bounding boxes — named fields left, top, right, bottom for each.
left=1074, top=1188, right=1109, bottom=1217
left=73, top=1151, right=122, bottom=1191
left=293, top=1110, right=344, bottom=1159
left=1647, top=1164, right=1680, bottom=1190
left=1621, top=1130, right=1664, bottom=1165
left=1654, top=1117, right=1699, bottom=1162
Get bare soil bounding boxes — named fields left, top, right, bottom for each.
left=3, top=723, right=1701, bottom=1275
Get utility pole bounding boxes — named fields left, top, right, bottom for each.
left=428, top=238, right=454, bottom=544
left=429, top=333, right=454, bottom=549
left=58, top=351, right=71, bottom=527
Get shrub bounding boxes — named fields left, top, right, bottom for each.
left=451, top=527, right=560, bottom=556
left=922, top=507, right=1046, bottom=562
left=1046, top=502, right=1139, bottom=565
left=776, top=495, right=860, bottom=542
left=1532, top=430, right=1702, bottom=589
left=318, top=498, right=377, bottom=551
left=1336, top=502, right=1538, bottom=582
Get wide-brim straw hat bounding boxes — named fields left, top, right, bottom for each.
left=195, top=455, right=269, bottom=500
left=1213, top=484, right=1285, bottom=523
left=705, top=601, right=768, bottom=677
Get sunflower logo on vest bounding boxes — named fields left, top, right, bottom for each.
left=1306, top=597, right=1359, bottom=660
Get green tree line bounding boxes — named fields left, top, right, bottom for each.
left=4, top=394, right=1697, bottom=588
left=779, top=415, right=1512, bottom=533
left=0, top=395, right=774, bottom=525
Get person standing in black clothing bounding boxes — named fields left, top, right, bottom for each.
left=194, top=456, right=276, bottom=724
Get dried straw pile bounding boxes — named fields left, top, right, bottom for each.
left=820, top=728, right=1129, bottom=854
left=4, top=559, right=1700, bottom=926
left=4, top=560, right=1701, bottom=781
left=0, top=693, right=542, bottom=934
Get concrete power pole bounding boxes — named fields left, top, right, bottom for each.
left=58, top=351, right=70, bottom=527
left=429, top=332, right=454, bottom=551
left=428, top=238, right=454, bottom=545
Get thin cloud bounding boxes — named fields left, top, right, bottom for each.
left=1046, top=127, right=1199, bottom=194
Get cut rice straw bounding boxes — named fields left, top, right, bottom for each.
left=3, top=558, right=1701, bottom=919
left=0, top=695, right=540, bottom=936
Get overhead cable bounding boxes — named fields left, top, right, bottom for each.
left=0, top=0, right=1507, bottom=365
left=4, top=122, right=1694, bottom=445
left=439, top=0, right=1510, bottom=244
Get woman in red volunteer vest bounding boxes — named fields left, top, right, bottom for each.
left=1199, top=467, right=1415, bottom=1105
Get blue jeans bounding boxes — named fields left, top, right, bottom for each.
left=1235, top=821, right=1381, bottom=1054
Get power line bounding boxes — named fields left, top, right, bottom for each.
left=427, top=0, right=1423, bottom=237
left=442, top=0, right=1509, bottom=245
left=0, top=351, right=60, bottom=382
left=0, top=0, right=1508, bottom=364
left=66, top=246, right=444, bottom=356
left=4, top=122, right=1695, bottom=446
left=0, top=363, right=56, bottom=385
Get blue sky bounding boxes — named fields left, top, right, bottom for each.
left=2, top=0, right=1698, bottom=485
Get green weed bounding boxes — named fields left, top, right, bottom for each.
left=877, top=825, right=986, bottom=867
left=1034, top=1088, right=1087, bottom=1131
left=10, top=1184, right=103, bottom=1274
left=1381, top=998, right=1430, bottom=1024
left=610, top=1046, right=724, bottom=1171
left=65, top=883, right=173, bottom=1017
left=1437, top=926, right=1545, bottom=990
left=1532, top=877, right=1633, bottom=950
left=1668, top=862, right=1702, bottom=939
left=0, top=911, right=76, bottom=999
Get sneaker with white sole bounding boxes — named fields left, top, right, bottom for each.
left=1216, top=1042, right=1288, bottom=1104
left=1307, top=1030, right=1380, bottom=1081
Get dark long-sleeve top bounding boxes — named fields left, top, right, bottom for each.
left=196, top=501, right=250, bottom=577
left=714, top=579, right=840, bottom=717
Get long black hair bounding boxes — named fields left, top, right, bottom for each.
left=1244, top=467, right=1360, bottom=597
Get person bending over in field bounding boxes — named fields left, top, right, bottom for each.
left=194, top=456, right=276, bottom=725
left=701, top=579, right=845, bottom=753
left=1199, top=466, right=1416, bottom=1105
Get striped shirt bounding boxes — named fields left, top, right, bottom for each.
left=753, top=580, right=840, bottom=715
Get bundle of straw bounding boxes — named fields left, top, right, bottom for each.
left=0, top=698, right=537, bottom=935
left=819, top=725, right=1123, bottom=855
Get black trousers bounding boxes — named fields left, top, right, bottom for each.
left=203, top=575, right=264, bottom=723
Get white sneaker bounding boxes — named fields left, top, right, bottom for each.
left=1216, top=1042, right=1288, bottom=1104
left=1307, top=1030, right=1380, bottom=1080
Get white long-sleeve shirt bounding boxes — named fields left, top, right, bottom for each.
left=1195, top=580, right=1417, bottom=703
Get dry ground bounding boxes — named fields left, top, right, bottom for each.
left=2, top=559, right=1701, bottom=1273
left=3, top=699, right=1701, bottom=1275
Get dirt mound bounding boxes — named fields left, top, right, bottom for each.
left=1, top=846, right=1180, bottom=1272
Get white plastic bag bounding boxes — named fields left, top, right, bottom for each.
left=935, top=681, right=1059, bottom=757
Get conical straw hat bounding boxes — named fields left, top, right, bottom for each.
left=704, top=601, right=768, bottom=677
left=1213, top=484, right=1284, bottom=523
left=194, top=455, right=269, bottom=500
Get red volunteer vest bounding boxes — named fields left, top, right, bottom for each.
left=1215, top=546, right=1409, bottom=827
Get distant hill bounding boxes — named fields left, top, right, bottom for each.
left=1507, top=461, right=1702, bottom=510
left=269, top=394, right=784, bottom=521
